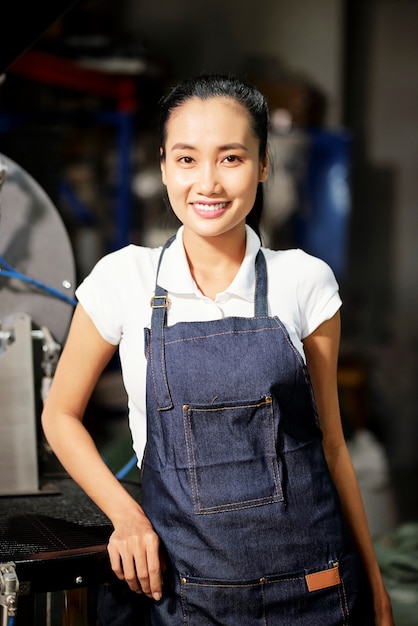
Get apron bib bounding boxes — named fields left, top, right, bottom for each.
left=141, top=239, right=374, bottom=625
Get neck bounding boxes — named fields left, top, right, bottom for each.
left=182, top=227, right=247, bottom=300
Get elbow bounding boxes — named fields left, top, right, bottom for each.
left=321, top=434, right=348, bottom=466
left=41, top=397, right=73, bottom=446
left=41, top=403, right=56, bottom=447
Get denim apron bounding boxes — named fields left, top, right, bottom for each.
left=141, top=239, right=374, bottom=625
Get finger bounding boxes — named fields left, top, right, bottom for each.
left=107, top=544, right=125, bottom=581
left=136, top=534, right=162, bottom=600
left=146, top=548, right=163, bottom=601
left=124, top=567, right=144, bottom=593
left=121, top=553, right=146, bottom=594
left=108, top=543, right=144, bottom=594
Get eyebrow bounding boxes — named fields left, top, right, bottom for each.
left=170, top=142, right=249, bottom=152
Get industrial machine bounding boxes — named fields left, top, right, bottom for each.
left=0, top=154, right=72, bottom=623
left=0, top=153, right=76, bottom=497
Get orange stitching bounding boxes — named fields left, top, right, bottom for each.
left=164, top=325, right=279, bottom=346
left=339, top=576, right=350, bottom=625
left=266, top=398, right=283, bottom=499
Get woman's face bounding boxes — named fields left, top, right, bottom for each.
left=160, top=97, right=268, bottom=243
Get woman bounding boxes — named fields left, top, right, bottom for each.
left=42, top=74, right=393, bottom=624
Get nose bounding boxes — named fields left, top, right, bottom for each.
left=196, top=162, right=222, bottom=195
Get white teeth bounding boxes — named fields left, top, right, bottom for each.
left=194, top=202, right=227, bottom=211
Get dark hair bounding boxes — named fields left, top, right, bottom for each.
left=159, top=74, right=269, bottom=237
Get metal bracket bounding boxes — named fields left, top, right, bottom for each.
left=0, top=326, right=14, bottom=358
left=0, top=562, right=19, bottom=619
left=32, top=325, right=61, bottom=378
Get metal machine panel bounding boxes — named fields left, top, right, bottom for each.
left=0, top=313, right=39, bottom=495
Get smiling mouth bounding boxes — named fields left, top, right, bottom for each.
left=193, top=202, right=229, bottom=212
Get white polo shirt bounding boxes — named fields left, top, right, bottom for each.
left=76, top=226, right=341, bottom=462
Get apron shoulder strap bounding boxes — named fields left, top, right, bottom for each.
left=148, top=236, right=175, bottom=411
left=254, top=250, right=268, bottom=317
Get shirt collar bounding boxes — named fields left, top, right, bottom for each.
left=158, top=225, right=261, bottom=302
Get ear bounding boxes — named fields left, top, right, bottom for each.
left=160, top=148, right=167, bottom=186
left=259, top=152, right=269, bottom=183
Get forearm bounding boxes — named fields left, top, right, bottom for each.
left=324, top=442, right=384, bottom=590
left=40, top=306, right=163, bottom=598
left=42, top=410, right=144, bottom=526
left=43, top=410, right=163, bottom=598
left=324, top=441, right=393, bottom=626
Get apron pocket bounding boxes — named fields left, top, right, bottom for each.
left=182, top=396, right=283, bottom=514
left=180, top=566, right=351, bottom=625
left=180, top=574, right=264, bottom=625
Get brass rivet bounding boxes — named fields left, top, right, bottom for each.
left=183, top=404, right=189, bottom=411
left=259, top=577, right=266, bottom=585
left=180, top=577, right=187, bottom=585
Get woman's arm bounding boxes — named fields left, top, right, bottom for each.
left=303, top=311, right=394, bottom=626
left=41, top=305, right=163, bottom=601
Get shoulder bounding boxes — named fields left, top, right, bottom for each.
left=262, top=247, right=337, bottom=287
left=76, top=244, right=164, bottom=297
left=75, top=244, right=162, bottom=344
left=88, top=244, right=162, bottom=279
left=262, top=246, right=341, bottom=339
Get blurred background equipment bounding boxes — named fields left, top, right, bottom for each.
left=0, top=0, right=79, bottom=74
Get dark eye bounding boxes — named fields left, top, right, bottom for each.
left=223, top=155, right=241, bottom=163
left=179, top=156, right=194, bottom=164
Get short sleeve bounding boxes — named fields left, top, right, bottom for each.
left=296, top=251, right=342, bottom=339
left=75, top=250, right=126, bottom=345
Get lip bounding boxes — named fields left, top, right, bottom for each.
left=191, top=201, right=230, bottom=219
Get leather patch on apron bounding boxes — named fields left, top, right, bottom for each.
left=305, top=564, right=341, bottom=592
